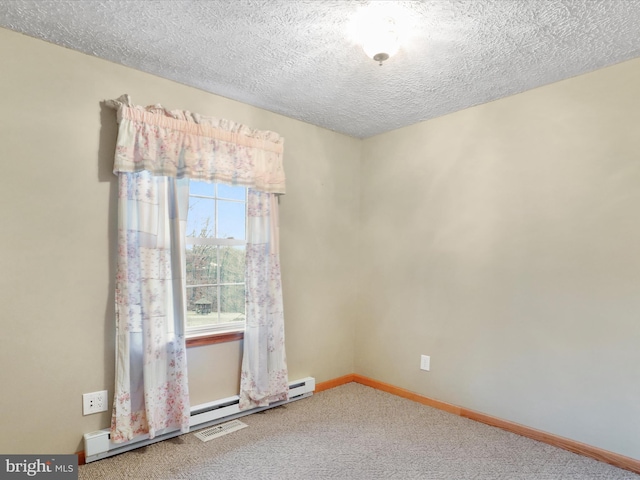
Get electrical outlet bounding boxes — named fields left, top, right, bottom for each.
left=83, top=390, right=108, bottom=415
left=420, top=355, right=431, bottom=371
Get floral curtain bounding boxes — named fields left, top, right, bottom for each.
left=240, top=190, right=288, bottom=409
left=106, top=95, right=288, bottom=442
left=111, top=172, right=190, bottom=442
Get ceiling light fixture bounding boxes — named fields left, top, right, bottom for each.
left=361, top=16, right=400, bottom=66
left=351, top=2, right=409, bottom=66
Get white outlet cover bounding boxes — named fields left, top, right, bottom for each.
left=420, top=355, right=431, bottom=371
left=83, top=390, right=108, bottom=415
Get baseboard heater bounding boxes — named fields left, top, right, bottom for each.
left=83, top=376, right=315, bottom=463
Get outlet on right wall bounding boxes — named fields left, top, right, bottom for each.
left=357, top=57, right=640, bottom=460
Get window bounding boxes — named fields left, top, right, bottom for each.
left=185, top=181, right=247, bottom=338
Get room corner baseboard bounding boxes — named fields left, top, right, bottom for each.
left=317, top=373, right=640, bottom=476
left=351, top=374, right=462, bottom=415
left=315, top=374, right=355, bottom=392
left=76, top=450, right=85, bottom=466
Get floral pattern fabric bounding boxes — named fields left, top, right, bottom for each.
left=111, top=172, right=190, bottom=442
left=240, top=189, right=289, bottom=410
left=107, top=94, right=286, bottom=194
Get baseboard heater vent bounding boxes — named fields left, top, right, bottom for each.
left=84, top=376, right=315, bottom=463
left=194, top=419, right=247, bottom=442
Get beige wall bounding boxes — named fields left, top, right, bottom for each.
left=0, top=28, right=359, bottom=454
left=358, top=58, right=640, bottom=459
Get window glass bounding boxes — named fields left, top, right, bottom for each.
left=189, top=181, right=215, bottom=197
left=186, top=244, right=218, bottom=286
left=187, top=197, right=215, bottom=238
left=218, top=184, right=246, bottom=201
left=220, top=284, right=245, bottom=323
left=186, top=285, right=218, bottom=327
left=218, top=200, right=245, bottom=240
left=185, top=181, right=247, bottom=335
left=219, top=246, right=245, bottom=284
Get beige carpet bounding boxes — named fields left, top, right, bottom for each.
left=79, top=383, right=639, bottom=479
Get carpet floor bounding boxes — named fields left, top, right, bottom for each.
left=79, top=383, right=640, bottom=479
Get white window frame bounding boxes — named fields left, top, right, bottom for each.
left=185, top=183, right=247, bottom=338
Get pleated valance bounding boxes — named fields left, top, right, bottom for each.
left=105, top=94, right=286, bottom=194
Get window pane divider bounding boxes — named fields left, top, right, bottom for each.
left=186, top=283, right=244, bottom=288
left=188, top=194, right=245, bottom=203
left=186, top=238, right=246, bottom=246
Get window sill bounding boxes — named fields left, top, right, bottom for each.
left=186, top=331, right=244, bottom=348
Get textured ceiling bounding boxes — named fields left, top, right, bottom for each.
left=1, top=0, right=640, bottom=138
